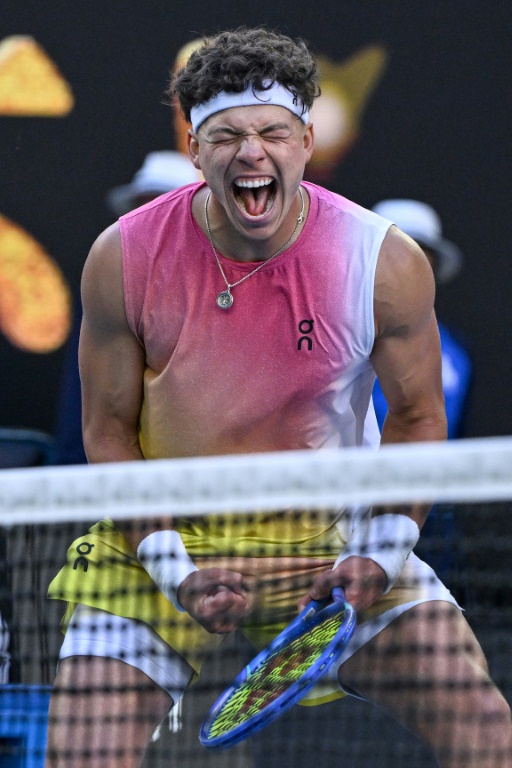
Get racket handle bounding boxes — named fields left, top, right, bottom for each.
left=302, top=587, right=346, bottom=621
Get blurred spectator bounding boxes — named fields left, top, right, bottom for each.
left=105, top=151, right=200, bottom=216
left=371, top=199, right=473, bottom=439
left=53, top=152, right=199, bottom=464
left=0, top=611, right=9, bottom=683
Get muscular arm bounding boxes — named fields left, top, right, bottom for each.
left=80, top=226, right=169, bottom=549
left=370, top=226, right=446, bottom=528
left=300, top=226, right=447, bottom=612
left=80, top=223, right=145, bottom=465
left=371, top=225, right=447, bottom=453
left=80, top=225, right=249, bottom=629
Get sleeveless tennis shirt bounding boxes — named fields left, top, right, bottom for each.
left=120, top=181, right=391, bottom=461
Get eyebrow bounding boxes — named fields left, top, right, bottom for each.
left=205, top=121, right=293, bottom=137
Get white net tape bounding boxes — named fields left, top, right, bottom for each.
left=1, top=436, right=511, bottom=526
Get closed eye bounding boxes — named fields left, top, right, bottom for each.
left=259, top=123, right=294, bottom=140
left=260, top=131, right=292, bottom=141
left=205, top=123, right=294, bottom=145
left=206, top=132, right=240, bottom=145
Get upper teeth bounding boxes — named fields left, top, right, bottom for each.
left=235, top=178, right=272, bottom=189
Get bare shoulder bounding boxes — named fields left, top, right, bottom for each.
left=81, top=222, right=126, bottom=331
left=374, top=224, right=435, bottom=337
left=82, top=222, right=122, bottom=282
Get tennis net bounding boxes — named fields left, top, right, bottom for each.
left=1, top=436, right=512, bottom=767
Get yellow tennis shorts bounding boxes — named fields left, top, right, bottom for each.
left=48, top=515, right=457, bottom=705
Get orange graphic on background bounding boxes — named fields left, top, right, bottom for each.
left=0, top=215, right=71, bottom=353
left=0, top=35, right=74, bottom=352
left=0, top=35, right=74, bottom=116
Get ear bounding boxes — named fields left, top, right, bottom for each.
left=187, top=129, right=202, bottom=169
left=303, top=123, right=315, bottom=162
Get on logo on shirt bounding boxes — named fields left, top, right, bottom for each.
left=297, top=319, right=314, bottom=350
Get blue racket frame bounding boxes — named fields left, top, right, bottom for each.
left=199, top=588, right=356, bottom=749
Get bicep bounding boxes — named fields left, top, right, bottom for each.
left=371, top=310, right=444, bottom=417
left=79, top=225, right=145, bottom=462
left=371, top=228, right=446, bottom=443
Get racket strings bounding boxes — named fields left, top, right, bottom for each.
left=207, top=612, right=345, bottom=738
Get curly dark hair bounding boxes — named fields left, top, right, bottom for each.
left=168, top=27, right=320, bottom=124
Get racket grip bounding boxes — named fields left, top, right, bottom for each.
left=302, top=587, right=347, bottom=622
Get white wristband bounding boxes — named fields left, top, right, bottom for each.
left=334, top=514, right=420, bottom=594
left=137, top=530, right=198, bottom=612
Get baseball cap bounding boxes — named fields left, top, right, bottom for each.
left=106, top=151, right=199, bottom=216
left=372, top=199, right=463, bottom=284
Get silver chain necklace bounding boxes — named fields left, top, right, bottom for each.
left=204, top=187, right=305, bottom=309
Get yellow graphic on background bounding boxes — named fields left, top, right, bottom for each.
left=172, top=39, right=203, bottom=157
left=307, top=45, right=388, bottom=179
left=0, top=215, right=71, bottom=352
left=0, top=35, right=74, bottom=116
left=0, top=35, right=73, bottom=352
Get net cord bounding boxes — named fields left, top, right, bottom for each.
left=1, top=436, right=512, bottom=526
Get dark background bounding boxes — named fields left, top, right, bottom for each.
left=1, top=0, right=511, bottom=440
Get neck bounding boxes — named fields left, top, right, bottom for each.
left=200, top=186, right=307, bottom=264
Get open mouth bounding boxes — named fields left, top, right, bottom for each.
left=233, top=177, right=276, bottom=218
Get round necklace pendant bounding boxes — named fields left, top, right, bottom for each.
left=216, top=290, right=234, bottom=309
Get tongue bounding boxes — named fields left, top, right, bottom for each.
left=238, top=185, right=271, bottom=216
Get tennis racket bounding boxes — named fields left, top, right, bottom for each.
left=199, top=587, right=356, bottom=749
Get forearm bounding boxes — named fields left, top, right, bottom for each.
left=84, top=430, right=173, bottom=551
left=84, top=432, right=145, bottom=464
left=377, top=406, right=447, bottom=528
left=380, top=406, right=447, bottom=446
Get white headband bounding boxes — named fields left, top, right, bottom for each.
left=190, top=81, right=309, bottom=132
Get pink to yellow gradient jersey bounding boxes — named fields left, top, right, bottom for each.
left=51, top=188, right=452, bottom=683
left=120, top=181, right=391, bottom=461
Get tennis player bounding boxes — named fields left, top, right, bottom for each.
left=46, top=27, right=512, bottom=768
